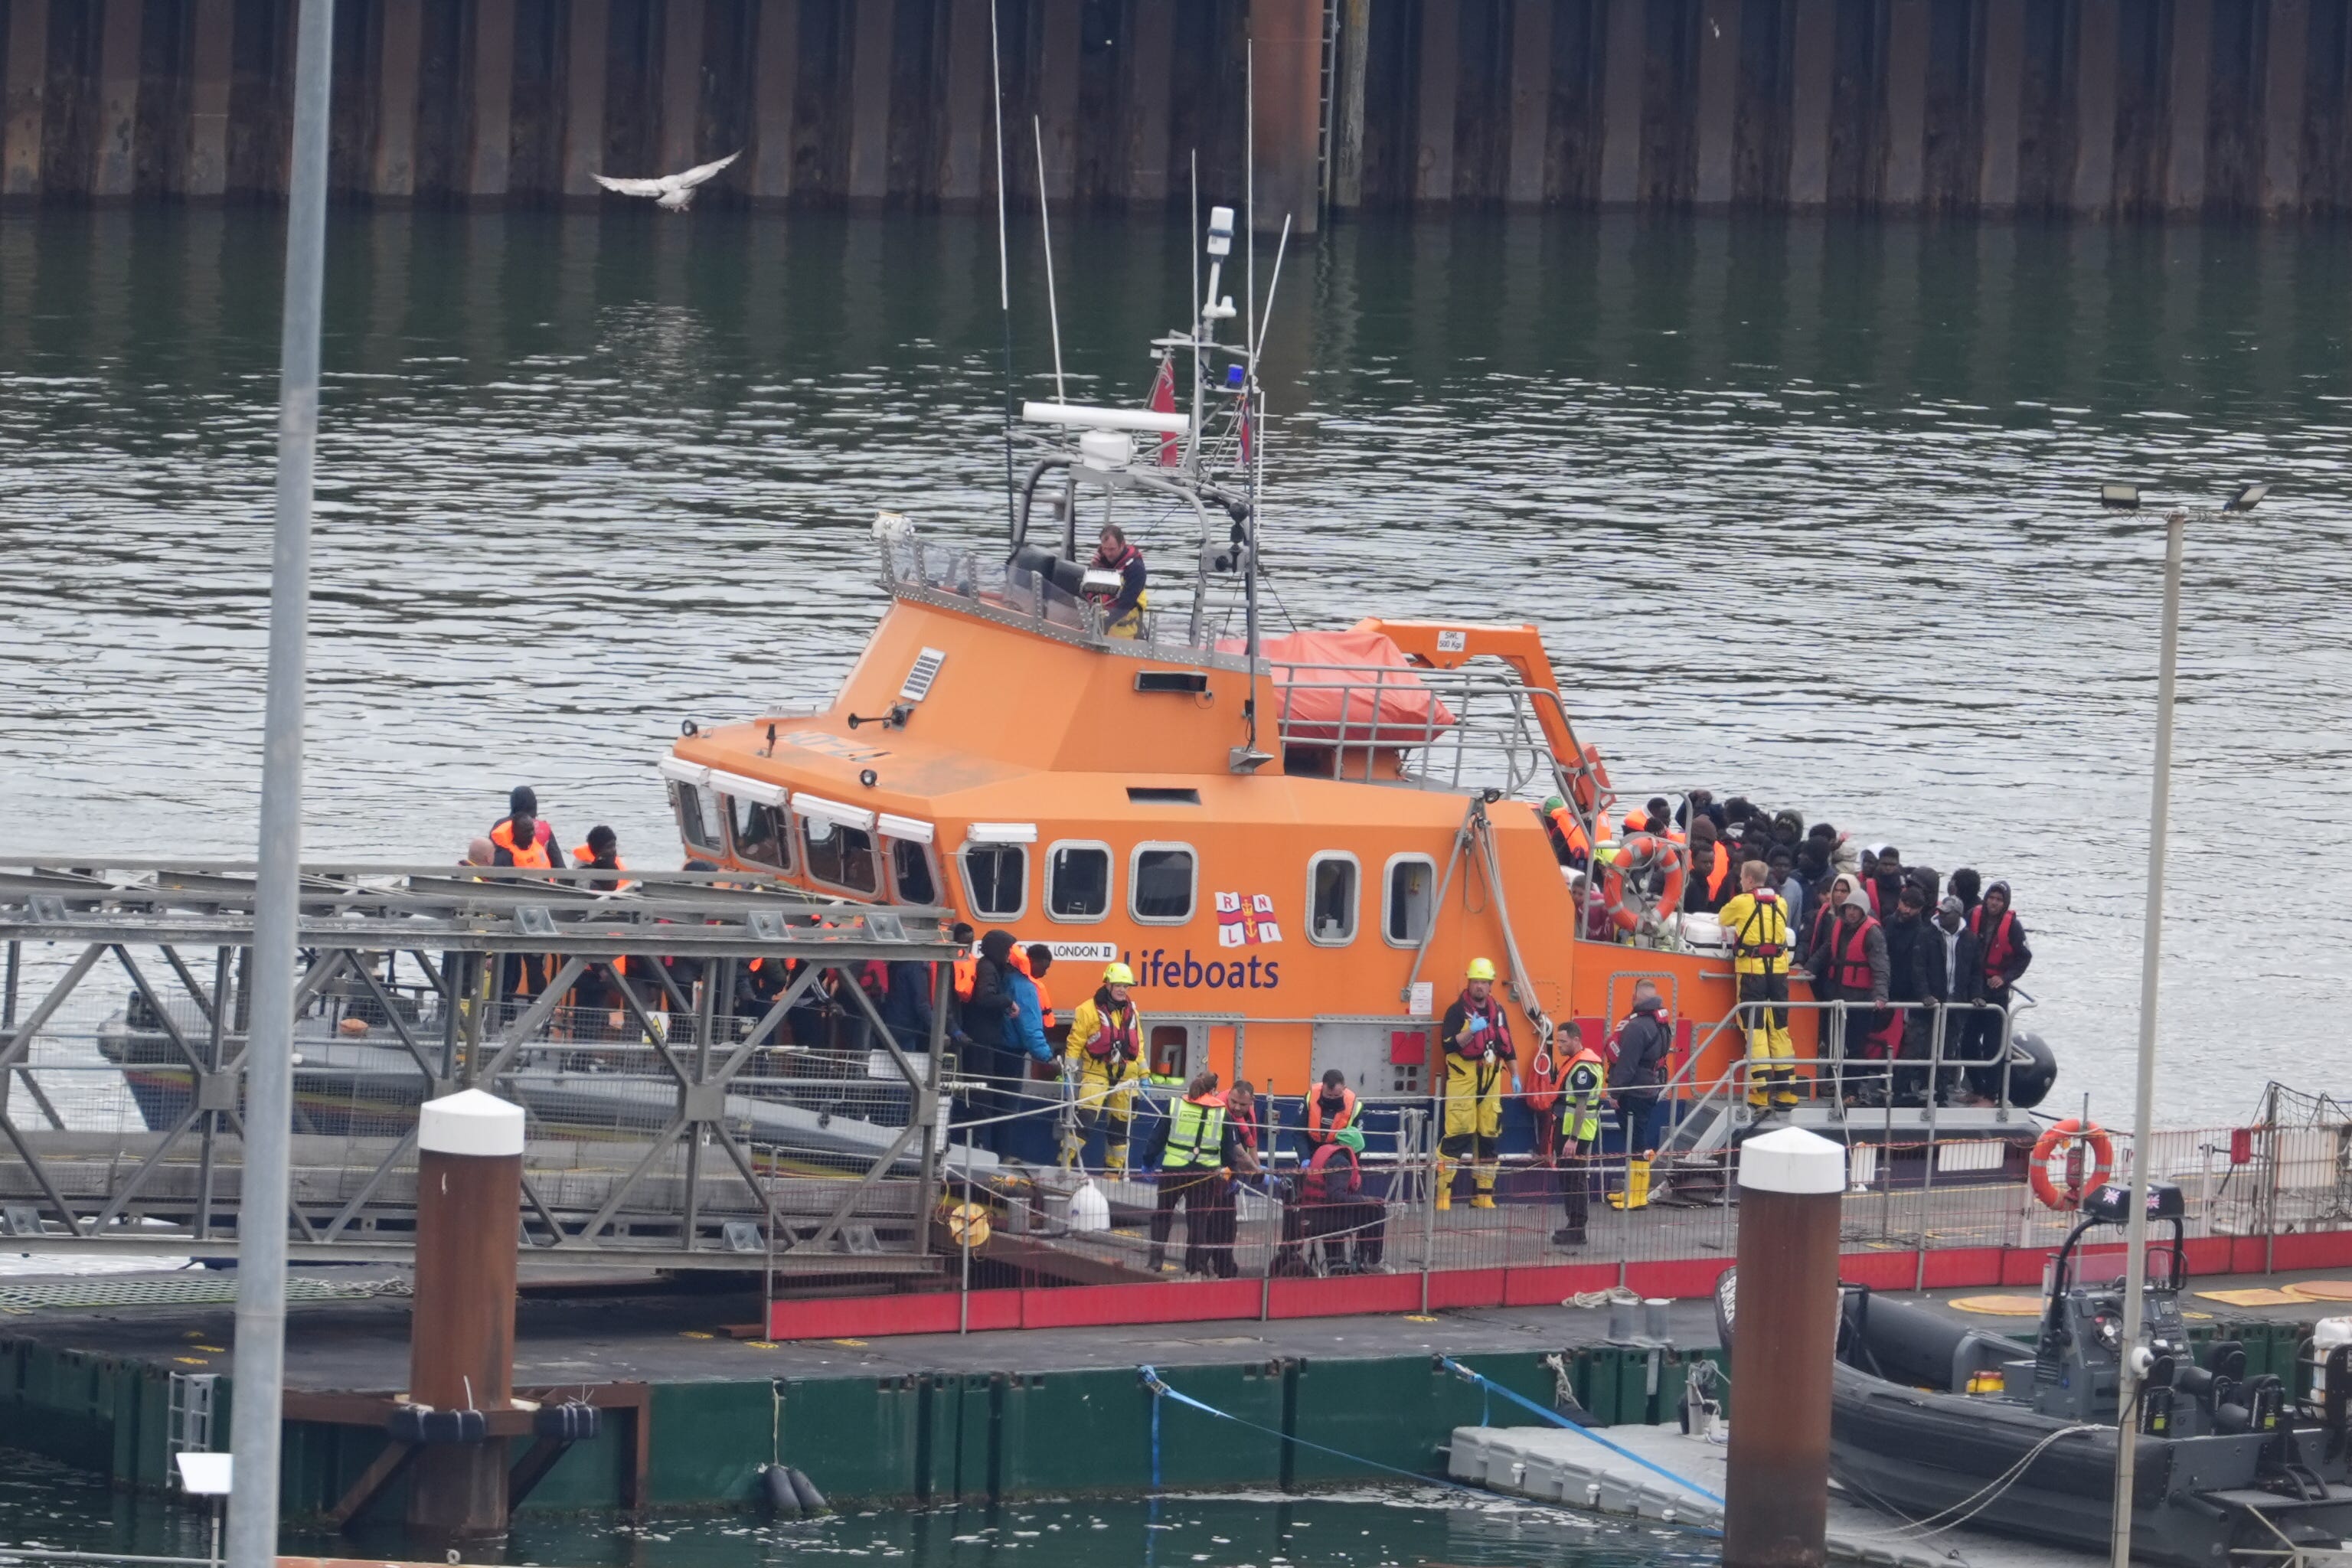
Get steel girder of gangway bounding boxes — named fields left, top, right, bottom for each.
left=0, top=861, right=965, bottom=1275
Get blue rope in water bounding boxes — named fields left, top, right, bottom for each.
left=1435, top=1357, right=1724, bottom=1506
left=1136, top=1364, right=1498, bottom=1500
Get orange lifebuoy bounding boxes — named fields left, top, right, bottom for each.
left=1599, top=832, right=1685, bottom=933
left=2030, top=1118, right=2115, bottom=1210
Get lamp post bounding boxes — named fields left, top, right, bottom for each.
left=2102, top=479, right=2268, bottom=1568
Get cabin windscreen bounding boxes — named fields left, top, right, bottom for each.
left=962, top=844, right=1028, bottom=920
left=671, top=780, right=724, bottom=856
left=727, top=795, right=793, bottom=872
left=1047, top=842, right=1112, bottom=920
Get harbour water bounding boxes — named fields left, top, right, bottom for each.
left=5, top=204, right=2350, bottom=1132
left=0, top=1448, right=1690, bottom=1568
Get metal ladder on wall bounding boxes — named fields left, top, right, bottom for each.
left=166, top=1370, right=218, bottom=1483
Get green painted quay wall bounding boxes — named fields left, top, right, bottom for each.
left=0, top=1335, right=1740, bottom=1517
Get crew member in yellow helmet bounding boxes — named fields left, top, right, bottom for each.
left=1062, top=961, right=1145, bottom=1171
left=1436, top=957, right=1516, bottom=1210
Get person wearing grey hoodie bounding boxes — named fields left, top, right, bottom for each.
left=1812, top=889, right=1889, bottom=1104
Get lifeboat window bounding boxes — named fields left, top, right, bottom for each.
left=1047, top=841, right=1112, bottom=922
left=961, top=844, right=1028, bottom=920
left=1383, top=854, right=1436, bottom=947
left=1130, top=844, right=1197, bottom=924
left=726, top=796, right=793, bottom=872
left=888, top=838, right=939, bottom=904
left=671, top=781, right=724, bottom=856
left=1307, top=854, right=1359, bottom=946
left=802, top=816, right=880, bottom=895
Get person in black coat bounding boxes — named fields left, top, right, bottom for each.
left=1880, top=884, right=1942, bottom=1106
left=881, top=957, right=937, bottom=1055
left=1929, top=896, right=1991, bottom=1102
left=959, top=930, right=1021, bottom=1152
left=1608, top=986, right=1672, bottom=1165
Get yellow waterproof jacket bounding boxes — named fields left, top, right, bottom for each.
left=1718, top=890, right=1793, bottom=976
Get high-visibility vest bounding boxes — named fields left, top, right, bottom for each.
left=1305, top=1086, right=1357, bottom=1142
left=1562, top=1047, right=1607, bottom=1143
left=1161, top=1093, right=1227, bottom=1169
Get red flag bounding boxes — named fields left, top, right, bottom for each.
left=1236, top=389, right=1253, bottom=466
left=1148, top=353, right=1180, bottom=467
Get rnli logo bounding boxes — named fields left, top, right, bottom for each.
left=1122, top=946, right=1281, bottom=991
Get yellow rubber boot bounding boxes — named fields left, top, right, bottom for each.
left=1470, top=1194, right=1497, bottom=1210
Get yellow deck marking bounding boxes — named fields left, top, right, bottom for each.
left=1947, top=1294, right=2043, bottom=1316
left=2196, top=1287, right=2305, bottom=1307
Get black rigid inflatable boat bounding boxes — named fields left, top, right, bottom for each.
left=1725, top=1181, right=2352, bottom=1566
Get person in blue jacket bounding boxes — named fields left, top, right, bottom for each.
left=1006, top=952, right=1055, bottom=1067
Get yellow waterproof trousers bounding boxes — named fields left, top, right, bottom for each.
left=1739, top=971, right=1795, bottom=1106
left=1439, top=1053, right=1507, bottom=1193
left=1064, top=1057, right=1138, bottom=1171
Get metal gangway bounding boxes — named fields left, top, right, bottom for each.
left=0, top=861, right=967, bottom=1277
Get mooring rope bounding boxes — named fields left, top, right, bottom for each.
left=1134, top=1364, right=1723, bottom=1538
left=1436, top=1357, right=1724, bottom=1505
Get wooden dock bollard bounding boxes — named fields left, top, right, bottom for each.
left=405, top=1089, right=524, bottom=1537
left=1723, top=1125, right=1847, bottom=1568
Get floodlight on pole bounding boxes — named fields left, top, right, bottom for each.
left=2099, top=482, right=2142, bottom=511
left=2226, top=482, right=2269, bottom=512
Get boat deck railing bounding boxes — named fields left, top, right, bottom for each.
left=1264, top=658, right=1577, bottom=801
left=878, top=530, right=1251, bottom=664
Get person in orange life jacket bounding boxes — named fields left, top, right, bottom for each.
left=1870, top=845, right=1908, bottom=920
left=1088, top=523, right=1149, bottom=639
left=488, top=811, right=559, bottom=1003
left=1540, top=795, right=1595, bottom=869
left=1681, top=818, right=1730, bottom=913
left=944, top=922, right=977, bottom=1048
left=1006, top=956, right=1055, bottom=1067
left=1143, top=1071, right=1257, bottom=1276
left=1302, top=1125, right=1386, bottom=1274
left=1608, top=983, right=1672, bottom=1173
left=1963, top=880, right=2031, bottom=1076
left=1436, top=959, right=1515, bottom=1208
left=1011, top=943, right=1057, bottom=1034
left=958, top=930, right=1023, bottom=1153
left=1304, top=1068, right=1358, bottom=1152
left=1881, top=882, right=1945, bottom=1107
left=492, top=786, right=555, bottom=858
left=572, top=825, right=626, bottom=892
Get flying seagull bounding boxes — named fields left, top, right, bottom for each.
left=593, top=149, right=742, bottom=211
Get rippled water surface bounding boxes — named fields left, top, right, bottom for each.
left=4, top=206, right=2349, bottom=1123
left=0, top=1452, right=1690, bottom=1568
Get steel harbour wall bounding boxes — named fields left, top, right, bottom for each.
left=5, top=0, right=2352, bottom=220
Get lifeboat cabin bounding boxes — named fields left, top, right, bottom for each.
left=658, top=227, right=2053, bottom=1184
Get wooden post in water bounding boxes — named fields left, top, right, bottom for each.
left=405, top=1089, right=524, bottom=1536
left=1723, top=1125, right=1847, bottom=1568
